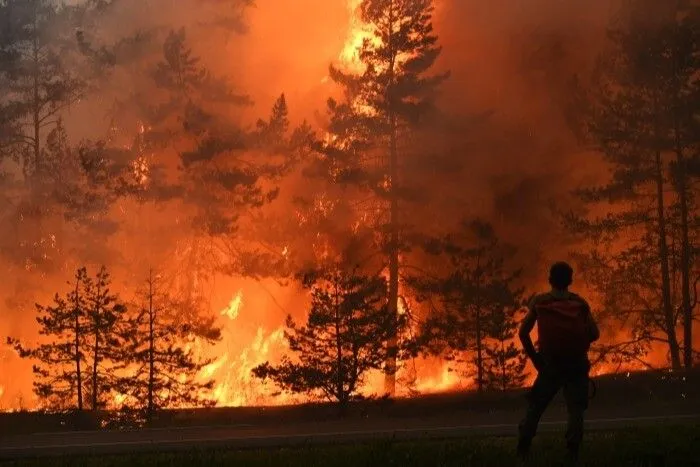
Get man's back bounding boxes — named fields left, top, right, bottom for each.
left=530, top=290, right=593, bottom=363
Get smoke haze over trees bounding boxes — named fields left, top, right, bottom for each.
left=0, top=0, right=698, bottom=412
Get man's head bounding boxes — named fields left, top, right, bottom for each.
left=549, top=261, right=573, bottom=290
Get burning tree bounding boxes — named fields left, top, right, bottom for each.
left=8, top=266, right=127, bottom=411
left=318, top=0, right=449, bottom=395
left=409, top=220, right=525, bottom=392
left=252, top=266, right=405, bottom=407
left=567, top=1, right=700, bottom=370
left=110, top=27, right=283, bottom=294
left=116, top=269, right=221, bottom=423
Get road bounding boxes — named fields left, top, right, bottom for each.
left=0, top=411, right=698, bottom=460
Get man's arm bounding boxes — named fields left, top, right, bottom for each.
left=518, top=307, right=539, bottom=363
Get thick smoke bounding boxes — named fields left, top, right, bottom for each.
left=0, top=0, right=621, bottom=408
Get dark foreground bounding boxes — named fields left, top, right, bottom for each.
left=2, top=425, right=699, bottom=467
left=0, top=412, right=698, bottom=462
left=0, top=370, right=697, bottom=463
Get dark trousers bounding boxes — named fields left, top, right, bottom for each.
left=518, top=359, right=590, bottom=455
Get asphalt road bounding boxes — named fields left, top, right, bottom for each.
left=0, top=412, right=698, bottom=460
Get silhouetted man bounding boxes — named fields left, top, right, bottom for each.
left=517, top=261, right=600, bottom=464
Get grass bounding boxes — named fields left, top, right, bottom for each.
left=4, top=425, right=699, bottom=467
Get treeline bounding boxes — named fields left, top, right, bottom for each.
left=0, top=0, right=699, bottom=415
left=565, top=2, right=700, bottom=371
left=7, top=267, right=221, bottom=423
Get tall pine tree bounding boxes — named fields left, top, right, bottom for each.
left=8, top=268, right=88, bottom=410
left=567, top=0, right=700, bottom=370
left=83, top=266, right=128, bottom=411
left=8, top=266, right=127, bottom=411
left=319, top=0, right=448, bottom=395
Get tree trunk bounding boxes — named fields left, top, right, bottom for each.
left=475, top=307, right=483, bottom=393
left=655, top=149, right=682, bottom=370
left=474, top=255, right=484, bottom=392
left=91, top=281, right=101, bottom=411
left=384, top=1, right=399, bottom=397
left=678, top=172, right=692, bottom=370
left=385, top=120, right=399, bottom=396
left=147, top=269, right=155, bottom=423
left=73, top=276, right=83, bottom=411
left=501, top=340, right=507, bottom=393
left=334, top=276, right=343, bottom=404
left=673, top=91, right=693, bottom=370
left=32, top=15, right=40, bottom=174
left=91, top=325, right=99, bottom=411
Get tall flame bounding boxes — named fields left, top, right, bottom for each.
left=197, top=289, right=300, bottom=407
left=338, top=0, right=381, bottom=73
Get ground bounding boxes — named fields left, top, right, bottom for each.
left=0, top=369, right=697, bottom=465
left=3, top=425, right=700, bottom=466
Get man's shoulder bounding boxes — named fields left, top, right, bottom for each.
left=529, top=292, right=554, bottom=307
left=530, top=291, right=589, bottom=307
left=567, top=291, right=590, bottom=307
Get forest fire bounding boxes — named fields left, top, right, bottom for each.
left=0, top=0, right=698, bottom=420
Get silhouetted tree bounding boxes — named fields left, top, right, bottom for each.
left=117, top=269, right=221, bottom=423
left=0, top=0, right=91, bottom=276
left=482, top=307, right=528, bottom=392
left=409, top=220, right=524, bottom=392
left=318, top=0, right=449, bottom=395
left=7, top=268, right=88, bottom=410
left=255, top=93, right=289, bottom=149
left=567, top=0, right=700, bottom=370
left=82, top=266, right=128, bottom=411
left=252, top=266, right=405, bottom=407
left=8, top=266, right=126, bottom=411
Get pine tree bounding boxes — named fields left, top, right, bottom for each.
left=117, top=269, right=221, bottom=423
left=0, top=1, right=88, bottom=275
left=319, top=0, right=449, bottom=395
left=482, top=308, right=528, bottom=392
left=408, top=220, right=524, bottom=392
left=125, top=28, right=278, bottom=274
left=7, top=268, right=87, bottom=410
left=81, top=266, right=128, bottom=411
left=6, top=267, right=125, bottom=411
left=0, top=0, right=84, bottom=176
left=252, top=265, right=405, bottom=407
left=566, top=0, right=700, bottom=370
left=658, top=3, right=700, bottom=370
left=255, top=93, right=289, bottom=150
